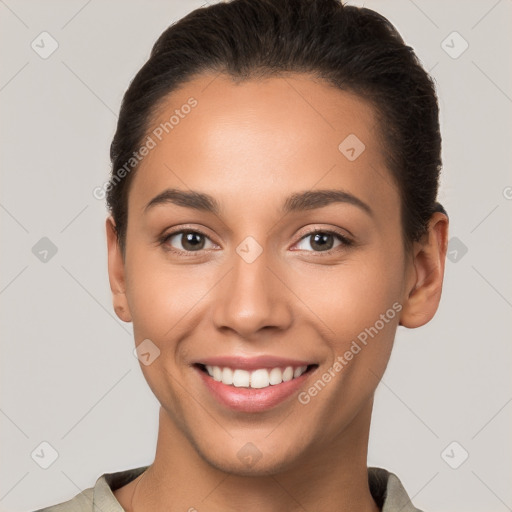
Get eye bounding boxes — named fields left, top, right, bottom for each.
left=159, top=227, right=353, bottom=256
left=294, top=229, right=352, bottom=253
left=161, top=229, right=217, bottom=253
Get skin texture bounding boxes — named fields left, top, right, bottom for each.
left=107, top=73, right=449, bottom=511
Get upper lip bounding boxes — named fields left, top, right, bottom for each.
left=195, top=355, right=316, bottom=371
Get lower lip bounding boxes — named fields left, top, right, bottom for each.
left=195, top=366, right=315, bottom=413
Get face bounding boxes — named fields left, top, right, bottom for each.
left=108, top=73, right=421, bottom=475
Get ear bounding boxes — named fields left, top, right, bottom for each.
left=400, top=212, right=449, bottom=328
left=106, top=216, right=132, bottom=323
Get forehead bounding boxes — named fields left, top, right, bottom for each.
left=128, top=72, right=398, bottom=219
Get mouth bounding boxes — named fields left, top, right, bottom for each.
left=193, top=362, right=319, bottom=413
left=194, top=363, right=318, bottom=389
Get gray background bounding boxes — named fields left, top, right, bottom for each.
left=1, top=1, right=511, bottom=511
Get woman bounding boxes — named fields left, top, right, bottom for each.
left=36, top=0, right=448, bottom=510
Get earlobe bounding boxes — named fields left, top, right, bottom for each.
left=106, top=217, right=132, bottom=323
left=399, top=212, right=449, bottom=328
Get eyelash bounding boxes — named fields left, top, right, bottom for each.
left=158, top=227, right=353, bottom=257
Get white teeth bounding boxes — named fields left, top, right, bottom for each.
left=212, top=366, right=222, bottom=382
left=269, top=367, right=283, bottom=385
left=232, top=369, right=250, bottom=387
left=293, top=366, right=305, bottom=378
left=222, top=367, right=233, bottom=385
left=282, top=366, right=294, bottom=382
left=203, top=364, right=308, bottom=388
left=250, top=369, right=270, bottom=389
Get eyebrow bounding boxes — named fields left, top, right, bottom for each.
left=144, top=188, right=373, bottom=217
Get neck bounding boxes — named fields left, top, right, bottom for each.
left=128, top=399, right=379, bottom=512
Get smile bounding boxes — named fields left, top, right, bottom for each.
left=194, top=362, right=319, bottom=412
left=200, top=364, right=313, bottom=389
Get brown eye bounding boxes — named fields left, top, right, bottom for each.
left=164, top=230, right=215, bottom=252
left=295, top=230, right=352, bottom=253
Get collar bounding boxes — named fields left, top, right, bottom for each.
left=90, top=465, right=423, bottom=511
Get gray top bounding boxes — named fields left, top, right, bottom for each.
left=33, top=465, right=424, bottom=511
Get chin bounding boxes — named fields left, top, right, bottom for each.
left=193, top=434, right=307, bottom=477
left=204, top=451, right=297, bottom=477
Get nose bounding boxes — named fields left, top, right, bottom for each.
left=212, top=245, right=293, bottom=339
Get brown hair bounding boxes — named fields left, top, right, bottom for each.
left=108, top=0, right=446, bottom=252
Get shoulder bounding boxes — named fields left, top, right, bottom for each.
left=31, top=465, right=149, bottom=512
left=31, top=487, right=94, bottom=512
left=368, top=466, right=425, bottom=512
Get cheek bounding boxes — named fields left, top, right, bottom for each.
left=295, top=248, right=404, bottom=342
left=124, top=248, right=219, bottom=343
left=292, top=252, right=404, bottom=417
